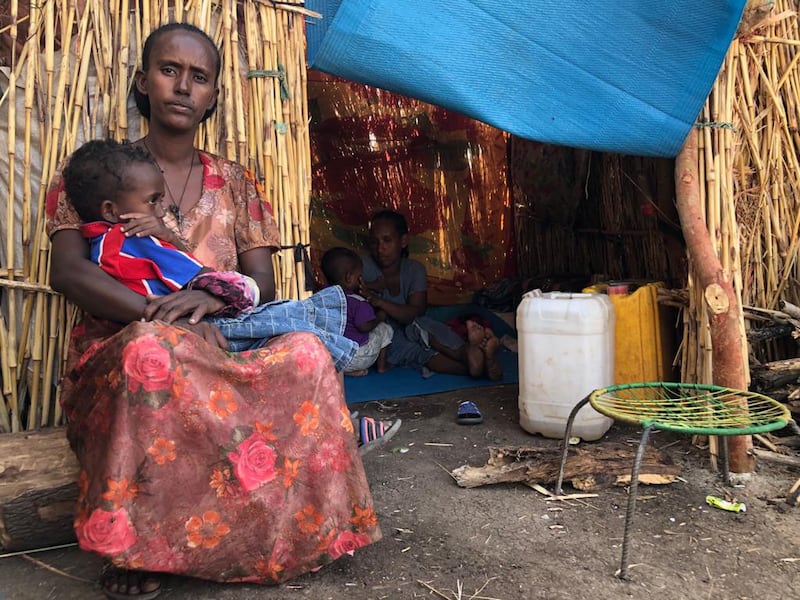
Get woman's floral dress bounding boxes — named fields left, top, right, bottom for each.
left=46, top=151, right=381, bottom=583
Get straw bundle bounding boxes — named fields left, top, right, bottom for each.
left=682, top=0, right=800, bottom=383
left=0, top=0, right=314, bottom=433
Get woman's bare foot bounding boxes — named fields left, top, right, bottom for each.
left=345, top=369, right=369, bottom=377
left=101, top=566, right=162, bottom=599
left=480, top=330, right=503, bottom=381
left=465, top=320, right=486, bottom=378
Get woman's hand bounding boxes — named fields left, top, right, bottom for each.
left=143, top=290, right=225, bottom=324
left=359, top=281, right=384, bottom=309
left=120, top=213, right=183, bottom=247
left=173, top=318, right=229, bottom=350
left=361, top=276, right=386, bottom=294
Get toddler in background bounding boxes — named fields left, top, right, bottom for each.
left=321, top=246, right=393, bottom=376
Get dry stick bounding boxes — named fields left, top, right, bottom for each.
left=284, top=14, right=304, bottom=298
left=36, top=1, right=72, bottom=427
left=19, top=554, right=94, bottom=584
left=416, top=580, right=453, bottom=600
left=0, top=313, right=12, bottom=432
left=18, top=5, right=42, bottom=430
left=289, top=14, right=310, bottom=298
left=230, top=6, right=247, bottom=164
left=4, top=0, right=20, bottom=433
left=21, top=4, right=39, bottom=279
left=221, top=0, right=236, bottom=160
left=266, top=7, right=291, bottom=297
left=258, top=4, right=282, bottom=295
left=254, top=0, right=322, bottom=19
left=268, top=8, right=291, bottom=298
left=117, top=0, right=131, bottom=141
left=244, top=1, right=261, bottom=178
left=15, top=59, right=41, bottom=430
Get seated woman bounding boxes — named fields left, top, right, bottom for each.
left=47, top=23, right=380, bottom=599
left=360, top=209, right=502, bottom=380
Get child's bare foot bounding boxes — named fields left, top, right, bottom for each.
left=465, top=319, right=485, bottom=345
left=465, top=320, right=486, bottom=378
left=481, top=330, right=503, bottom=381
left=345, top=369, right=369, bottom=377
left=466, top=343, right=484, bottom=378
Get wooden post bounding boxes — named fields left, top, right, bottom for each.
left=675, top=128, right=754, bottom=473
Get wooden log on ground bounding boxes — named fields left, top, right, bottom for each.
left=752, top=447, right=800, bottom=469
left=451, top=442, right=680, bottom=490
left=778, top=300, right=800, bottom=323
left=747, top=325, right=795, bottom=344
left=750, top=358, right=800, bottom=390
left=0, top=428, right=79, bottom=551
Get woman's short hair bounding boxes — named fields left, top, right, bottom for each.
left=133, top=22, right=221, bottom=122
left=63, top=139, right=156, bottom=223
left=370, top=209, right=410, bottom=257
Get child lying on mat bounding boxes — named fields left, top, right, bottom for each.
left=62, top=138, right=358, bottom=371
left=321, top=246, right=393, bottom=376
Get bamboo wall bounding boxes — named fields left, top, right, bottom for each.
left=0, top=0, right=313, bottom=433
left=512, top=140, right=685, bottom=290
left=683, top=0, right=800, bottom=383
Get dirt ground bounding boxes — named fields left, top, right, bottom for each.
left=1, top=383, right=799, bottom=600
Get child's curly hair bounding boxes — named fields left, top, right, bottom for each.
left=63, top=139, right=157, bottom=222
left=321, top=246, right=361, bottom=286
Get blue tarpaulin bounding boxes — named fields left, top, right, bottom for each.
left=306, top=1, right=746, bottom=157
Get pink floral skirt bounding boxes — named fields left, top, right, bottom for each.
left=62, top=319, right=380, bottom=583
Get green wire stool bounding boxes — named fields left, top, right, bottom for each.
left=553, top=382, right=792, bottom=579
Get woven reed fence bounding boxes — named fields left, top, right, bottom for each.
left=682, top=0, right=800, bottom=384
left=512, top=139, right=684, bottom=288
left=0, top=0, right=314, bottom=433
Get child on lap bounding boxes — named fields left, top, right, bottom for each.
left=63, top=139, right=358, bottom=371
left=321, top=247, right=393, bottom=376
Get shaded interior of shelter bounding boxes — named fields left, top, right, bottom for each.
left=307, top=70, right=692, bottom=388
left=309, top=71, right=688, bottom=300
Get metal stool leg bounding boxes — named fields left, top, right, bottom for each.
left=554, top=395, right=592, bottom=495
left=719, top=435, right=730, bottom=486
left=618, top=424, right=653, bottom=580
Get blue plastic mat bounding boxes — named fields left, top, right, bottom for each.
left=307, top=0, right=746, bottom=157
left=344, top=305, right=518, bottom=405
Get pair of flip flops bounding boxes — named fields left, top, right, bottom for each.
left=358, top=416, right=402, bottom=455
left=457, top=400, right=483, bottom=425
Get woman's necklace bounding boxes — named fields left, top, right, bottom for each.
left=143, top=138, right=196, bottom=228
